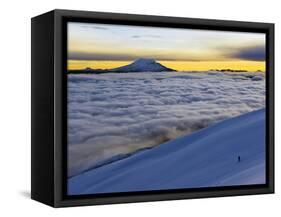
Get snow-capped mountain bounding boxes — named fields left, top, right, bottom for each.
left=109, top=58, right=176, bottom=72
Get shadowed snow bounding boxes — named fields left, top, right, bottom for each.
left=68, top=108, right=266, bottom=194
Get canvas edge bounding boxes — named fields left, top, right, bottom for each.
left=46, top=9, right=274, bottom=207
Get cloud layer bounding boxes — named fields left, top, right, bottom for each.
left=67, top=71, right=265, bottom=177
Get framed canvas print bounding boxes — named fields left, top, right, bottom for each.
left=31, top=9, right=274, bottom=207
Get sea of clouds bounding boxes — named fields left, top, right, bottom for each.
left=67, top=71, right=265, bottom=177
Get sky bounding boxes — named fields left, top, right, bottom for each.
left=67, top=22, right=266, bottom=71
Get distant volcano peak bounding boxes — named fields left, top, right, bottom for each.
left=110, top=58, right=176, bottom=72
left=133, top=58, right=157, bottom=64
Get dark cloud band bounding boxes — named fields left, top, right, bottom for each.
left=230, top=45, right=265, bottom=61
left=68, top=52, right=218, bottom=62
left=69, top=44, right=266, bottom=62
left=68, top=52, right=138, bottom=61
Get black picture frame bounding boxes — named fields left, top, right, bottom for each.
left=31, top=9, right=274, bottom=207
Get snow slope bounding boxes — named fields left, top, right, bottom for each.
left=68, top=108, right=266, bottom=195
left=110, top=58, right=175, bottom=72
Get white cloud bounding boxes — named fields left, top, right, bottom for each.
left=67, top=71, right=265, bottom=177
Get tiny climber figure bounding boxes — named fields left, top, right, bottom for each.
left=238, top=156, right=241, bottom=162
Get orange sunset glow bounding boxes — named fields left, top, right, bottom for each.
left=68, top=22, right=266, bottom=72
